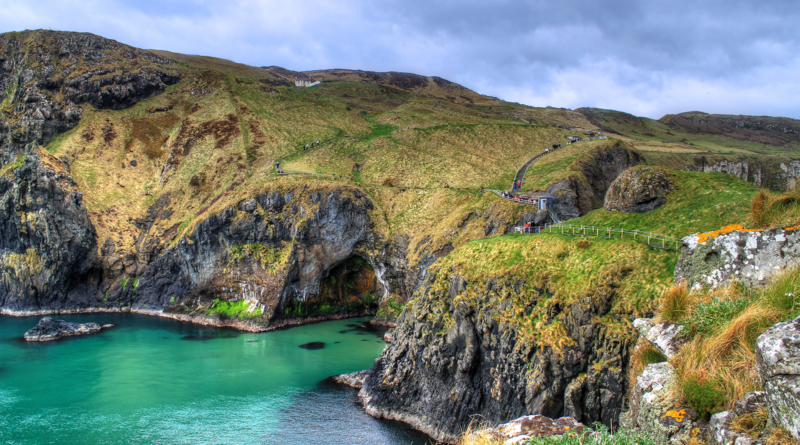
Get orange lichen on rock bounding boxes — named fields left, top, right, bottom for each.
left=694, top=224, right=800, bottom=244
left=662, top=409, right=687, bottom=423
left=694, top=224, right=760, bottom=244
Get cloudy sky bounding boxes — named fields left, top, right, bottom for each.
left=2, top=0, right=798, bottom=119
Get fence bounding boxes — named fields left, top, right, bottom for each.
left=514, top=224, right=682, bottom=250
left=487, top=190, right=539, bottom=206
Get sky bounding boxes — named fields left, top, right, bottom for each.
left=1, top=0, right=798, bottom=119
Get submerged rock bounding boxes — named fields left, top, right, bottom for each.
left=23, top=317, right=110, bottom=341
left=299, top=341, right=325, bottom=350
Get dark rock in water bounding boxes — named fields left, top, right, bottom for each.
left=24, top=317, right=110, bottom=342
left=361, top=339, right=369, bottom=341
left=299, top=341, right=325, bottom=350
left=334, top=341, right=341, bottom=344
left=247, top=340, right=258, bottom=343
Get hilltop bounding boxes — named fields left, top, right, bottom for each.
left=3, top=29, right=800, bottom=443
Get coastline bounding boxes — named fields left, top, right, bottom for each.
left=0, top=307, right=378, bottom=333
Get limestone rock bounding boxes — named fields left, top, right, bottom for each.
left=23, top=317, right=109, bottom=341
left=604, top=166, right=673, bottom=213
left=706, top=391, right=767, bottom=445
left=626, top=362, right=699, bottom=445
left=677, top=227, right=800, bottom=290
left=633, top=318, right=686, bottom=358
left=755, top=315, right=800, bottom=440
left=474, top=415, right=584, bottom=444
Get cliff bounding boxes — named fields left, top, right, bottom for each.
left=359, top=234, right=677, bottom=442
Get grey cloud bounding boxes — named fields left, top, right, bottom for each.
left=0, top=0, right=798, bottom=118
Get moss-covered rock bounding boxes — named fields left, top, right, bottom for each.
left=604, top=166, right=673, bottom=213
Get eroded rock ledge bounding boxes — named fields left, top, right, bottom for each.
left=23, top=317, right=113, bottom=341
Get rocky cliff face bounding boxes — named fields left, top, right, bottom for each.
left=545, top=142, right=643, bottom=220
left=676, top=227, right=800, bottom=290
left=685, top=158, right=800, bottom=191
left=360, top=267, right=634, bottom=443
left=0, top=31, right=180, bottom=316
left=604, top=166, right=673, bottom=213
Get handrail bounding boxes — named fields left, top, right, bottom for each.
left=514, top=223, right=682, bottom=250
left=487, top=189, right=539, bottom=206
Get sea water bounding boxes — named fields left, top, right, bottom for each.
left=0, top=313, right=430, bottom=445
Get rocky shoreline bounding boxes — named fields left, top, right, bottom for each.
left=1, top=306, right=378, bottom=333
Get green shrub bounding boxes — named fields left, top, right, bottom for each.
left=684, top=292, right=754, bottom=336
left=206, top=299, right=260, bottom=319
left=640, top=347, right=667, bottom=366
left=524, top=424, right=656, bottom=444
left=682, top=374, right=726, bottom=419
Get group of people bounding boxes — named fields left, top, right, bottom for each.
left=304, top=140, right=321, bottom=150
left=522, top=221, right=539, bottom=234
left=500, top=191, right=537, bottom=205
left=512, top=180, right=521, bottom=192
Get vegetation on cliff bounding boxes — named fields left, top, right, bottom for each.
left=568, top=170, right=759, bottom=238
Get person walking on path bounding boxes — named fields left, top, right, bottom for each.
left=276, top=161, right=280, bottom=171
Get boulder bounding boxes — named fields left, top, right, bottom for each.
left=24, top=317, right=110, bottom=341
left=623, top=362, right=700, bottom=445
left=604, top=166, right=673, bottom=213
left=676, top=227, right=800, bottom=291
left=470, top=415, right=584, bottom=444
left=755, top=315, right=800, bottom=440
left=633, top=318, right=687, bottom=358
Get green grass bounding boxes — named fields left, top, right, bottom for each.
left=522, top=425, right=656, bottom=445
left=412, top=234, right=678, bottom=348
left=568, top=170, right=760, bottom=238
left=0, top=153, right=24, bottom=178
left=206, top=298, right=262, bottom=319
left=640, top=347, right=667, bottom=366
left=682, top=375, right=727, bottom=419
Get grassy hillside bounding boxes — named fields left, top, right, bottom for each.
left=577, top=108, right=800, bottom=156
left=418, top=233, right=678, bottom=348
left=568, top=170, right=760, bottom=238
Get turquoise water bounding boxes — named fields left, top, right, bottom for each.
left=0, top=314, right=430, bottom=445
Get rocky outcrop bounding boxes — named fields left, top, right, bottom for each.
left=622, top=362, right=700, bottom=445
left=633, top=318, right=686, bottom=358
left=331, top=370, right=369, bottom=389
left=685, top=158, right=800, bottom=191
left=604, top=166, right=673, bottom=213
left=676, top=227, right=800, bottom=290
left=469, top=415, right=584, bottom=444
left=360, top=269, right=633, bottom=443
left=23, top=316, right=112, bottom=341
left=708, top=392, right=767, bottom=445
left=544, top=142, right=643, bottom=221
left=755, top=315, right=800, bottom=440
left=0, top=30, right=180, bottom=316
left=0, top=149, right=99, bottom=313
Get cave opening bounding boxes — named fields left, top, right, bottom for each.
left=285, top=255, right=379, bottom=318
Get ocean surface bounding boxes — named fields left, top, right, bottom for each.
left=0, top=313, right=430, bottom=445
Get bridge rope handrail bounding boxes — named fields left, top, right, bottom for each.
left=514, top=223, right=682, bottom=250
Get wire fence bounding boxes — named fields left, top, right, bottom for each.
left=514, top=223, right=682, bottom=250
